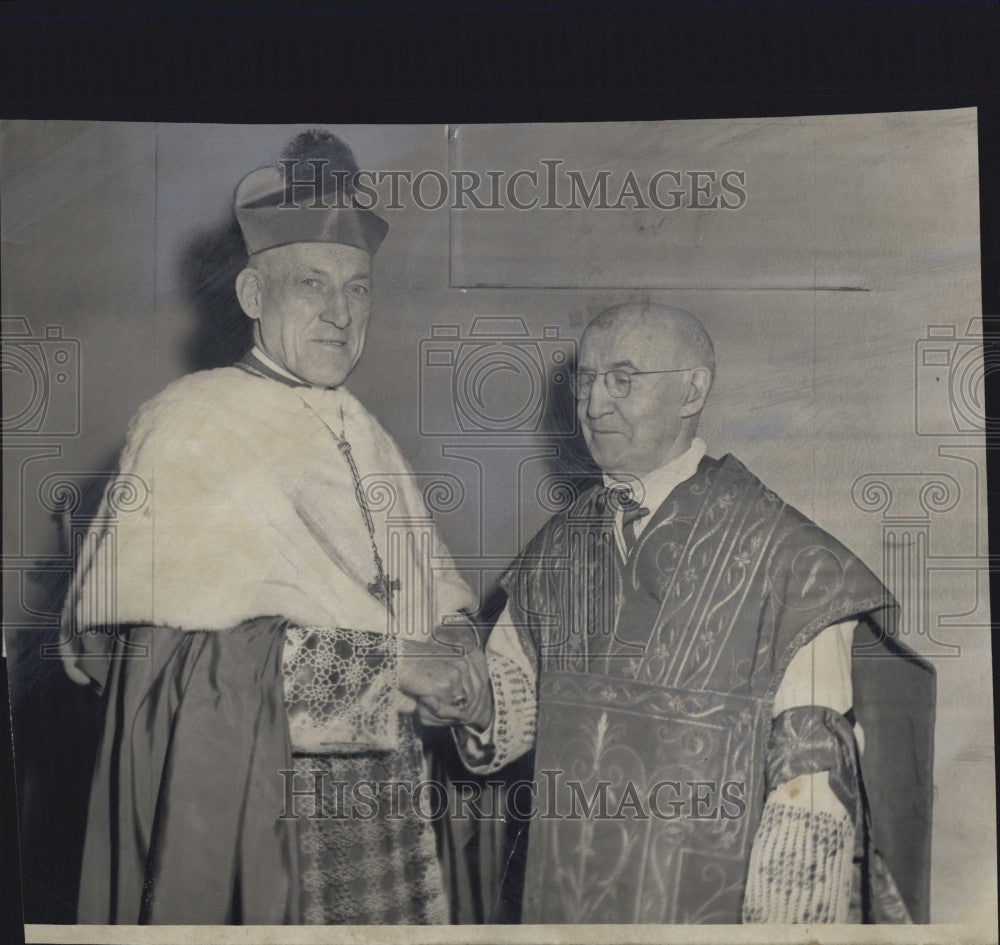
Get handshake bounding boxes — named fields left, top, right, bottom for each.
left=396, top=621, right=493, bottom=732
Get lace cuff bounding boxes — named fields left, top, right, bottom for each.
left=454, top=650, right=536, bottom=774
left=756, top=704, right=915, bottom=924
left=742, top=798, right=855, bottom=923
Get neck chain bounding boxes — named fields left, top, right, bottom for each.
left=300, top=398, right=400, bottom=616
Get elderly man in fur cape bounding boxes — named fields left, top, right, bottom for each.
left=456, top=302, right=926, bottom=924
left=61, top=132, right=490, bottom=925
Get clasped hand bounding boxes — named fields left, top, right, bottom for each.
left=396, top=626, right=492, bottom=731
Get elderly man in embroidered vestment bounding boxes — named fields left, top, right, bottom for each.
left=457, top=302, right=915, bottom=924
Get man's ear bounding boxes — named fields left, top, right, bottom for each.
left=680, top=366, right=712, bottom=418
left=235, top=267, right=264, bottom=320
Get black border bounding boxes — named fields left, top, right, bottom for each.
left=2, top=2, right=998, bottom=943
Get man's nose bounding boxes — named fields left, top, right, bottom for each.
left=585, top=378, right=615, bottom=419
left=319, top=290, right=352, bottom=328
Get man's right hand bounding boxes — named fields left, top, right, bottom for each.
left=397, top=639, right=478, bottom=717
left=413, top=647, right=493, bottom=732
left=397, top=638, right=489, bottom=726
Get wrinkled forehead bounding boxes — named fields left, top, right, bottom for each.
left=579, top=320, right=683, bottom=370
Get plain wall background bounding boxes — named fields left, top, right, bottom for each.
left=1, top=112, right=994, bottom=923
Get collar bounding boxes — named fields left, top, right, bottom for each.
left=237, top=346, right=324, bottom=389
left=254, top=346, right=315, bottom=385
left=603, top=437, right=707, bottom=515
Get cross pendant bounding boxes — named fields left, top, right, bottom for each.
left=369, top=575, right=401, bottom=609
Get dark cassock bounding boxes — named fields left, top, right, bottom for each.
left=459, top=438, right=933, bottom=924
left=60, top=154, right=478, bottom=924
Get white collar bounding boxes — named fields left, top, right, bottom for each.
left=251, top=345, right=313, bottom=386
left=603, top=437, right=708, bottom=515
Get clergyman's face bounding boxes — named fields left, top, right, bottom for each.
left=250, top=242, right=372, bottom=388
left=577, top=321, right=693, bottom=477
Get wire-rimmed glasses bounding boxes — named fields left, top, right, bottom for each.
left=569, top=366, right=695, bottom=400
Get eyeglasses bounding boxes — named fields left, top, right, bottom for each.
left=569, top=367, right=695, bottom=400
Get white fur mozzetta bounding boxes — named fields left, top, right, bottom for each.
left=63, top=368, right=474, bottom=634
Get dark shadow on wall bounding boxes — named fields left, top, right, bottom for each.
left=178, top=214, right=254, bottom=373
left=540, top=346, right=602, bottom=493
left=12, top=213, right=254, bottom=923
left=12, top=211, right=254, bottom=926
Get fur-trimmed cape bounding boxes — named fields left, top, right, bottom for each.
left=62, top=367, right=473, bottom=639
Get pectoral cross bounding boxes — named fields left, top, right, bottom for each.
left=368, top=574, right=401, bottom=613
left=300, top=397, right=403, bottom=618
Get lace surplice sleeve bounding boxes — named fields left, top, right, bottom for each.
left=453, top=601, right=538, bottom=774
left=742, top=620, right=861, bottom=923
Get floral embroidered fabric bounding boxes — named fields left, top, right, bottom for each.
left=767, top=705, right=859, bottom=819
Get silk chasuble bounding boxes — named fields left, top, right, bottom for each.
left=496, top=454, right=903, bottom=924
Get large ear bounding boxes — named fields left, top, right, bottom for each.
left=235, top=267, right=264, bottom=320
left=680, top=366, right=713, bottom=418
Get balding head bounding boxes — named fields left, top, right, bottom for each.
left=576, top=302, right=714, bottom=477
left=586, top=302, right=715, bottom=381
